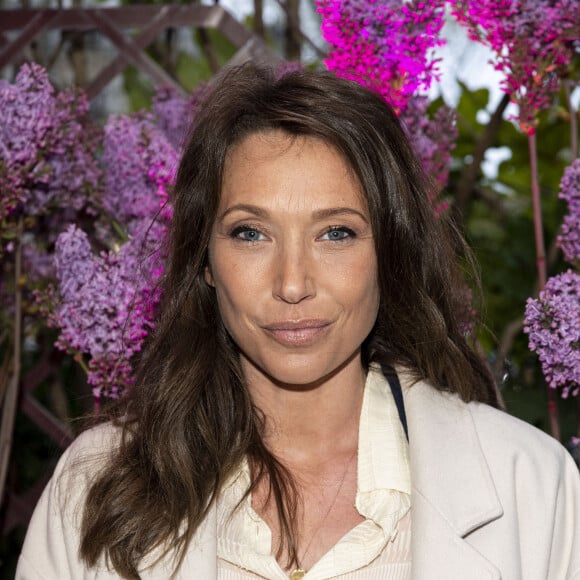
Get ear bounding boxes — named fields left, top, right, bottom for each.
left=204, top=265, right=215, bottom=287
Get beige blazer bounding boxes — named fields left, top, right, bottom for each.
left=17, top=378, right=580, bottom=579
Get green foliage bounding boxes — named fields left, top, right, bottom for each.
left=123, top=66, right=155, bottom=112
left=448, top=79, right=577, bottom=435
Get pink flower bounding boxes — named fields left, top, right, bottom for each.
left=449, top=0, right=580, bottom=133
left=316, top=0, right=446, bottom=112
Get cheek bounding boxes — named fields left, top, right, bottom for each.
left=335, top=253, right=379, bottom=305
left=347, top=257, right=380, bottom=334
left=210, top=258, right=262, bottom=328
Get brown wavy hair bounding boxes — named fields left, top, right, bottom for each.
left=80, top=63, right=501, bottom=577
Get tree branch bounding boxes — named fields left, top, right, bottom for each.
left=452, top=93, right=511, bottom=225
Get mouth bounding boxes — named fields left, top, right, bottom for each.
left=262, top=319, right=332, bottom=346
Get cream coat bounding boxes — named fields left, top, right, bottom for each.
left=17, top=377, right=580, bottom=579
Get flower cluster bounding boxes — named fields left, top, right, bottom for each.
left=52, top=223, right=165, bottom=400
left=316, top=0, right=446, bottom=112
left=400, top=96, right=457, bottom=208
left=152, top=87, right=193, bottom=151
left=152, top=81, right=213, bottom=150
left=316, top=1, right=455, bottom=207
left=557, top=158, right=580, bottom=266
left=101, top=113, right=177, bottom=229
left=0, top=63, right=101, bottom=220
left=53, top=111, right=177, bottom=399
left=0, top=64, right=181, bottom=400
left=524, top=270, right=580, bottom=397
left=448, top=0, right=580, bottom=134
left=0, top=63, right=55, bottom=219
left=527, top=159, right=580, bottom=398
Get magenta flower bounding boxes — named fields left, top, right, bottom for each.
left=449, top=0, right=580, bottom=134
left=102, top=113, right=178, bottom=227
left=400, top=96, right=457, bottom=206
left=524, top=270, right=580, bottom=397
left=316, top=0, right=446, bottom=112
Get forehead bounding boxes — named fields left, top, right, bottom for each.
left=220, top=130, right=367, bottom=213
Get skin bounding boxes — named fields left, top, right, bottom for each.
left=206, top=130, right=380, bottom=570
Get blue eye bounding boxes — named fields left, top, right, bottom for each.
left=230, top=226, right=265, bottom=242
left=321, top=227, right=356, bottom=241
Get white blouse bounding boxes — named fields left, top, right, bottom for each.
left=216, top=366, right=412, bottom=579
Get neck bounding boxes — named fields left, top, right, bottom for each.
left=243, top=355, right=366, bottom=464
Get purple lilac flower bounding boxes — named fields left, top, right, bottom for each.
left=152, top=87, right=191, bottom=150
left=400, top=96, right=457, bottom=209
left=52, top=223, right=165, bottom=400
left=0, top=63, right=55, bottom=219
left=0, top=64, right=102, bottom=219
left=449, top=0, right=580, bottom=134
left=53, top=224, right=96, bottom=305
left=152, top=80, right=215, bottom=151
left=102, top=113, right=178, bottom=226
left=524, top=270, right=580, bottom=397
left=23, top=243, right=56, bottom=283
left=316, top=0, right=447, bottom=112
left=557, top=159, right=580, bottom=265
left=41, top=90, right=102, bottom=214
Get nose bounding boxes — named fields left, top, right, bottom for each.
left=273, top=241, right=315, bottom=304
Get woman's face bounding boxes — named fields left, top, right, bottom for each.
left=206, top=131, right=379, bottom=387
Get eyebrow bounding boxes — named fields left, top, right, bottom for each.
left=219, top=204, right=369, bottom=223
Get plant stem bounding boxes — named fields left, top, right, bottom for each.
left=528, top=132, right=547, bottom=289
left=528, top=132, right=560, bottom=440
left=0, top=217, right=23, bottom=504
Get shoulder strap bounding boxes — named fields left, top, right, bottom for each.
left=383, top=368, right=409, bottom=441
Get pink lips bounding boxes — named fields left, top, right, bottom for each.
left=263, top=319, right=332, bottom=346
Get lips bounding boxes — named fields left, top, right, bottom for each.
left=262, top=319, right=332, bottom=346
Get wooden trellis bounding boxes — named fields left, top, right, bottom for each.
left=0, top=4, right=277, bottom=98
left=0, top=4, right=276, bottom=537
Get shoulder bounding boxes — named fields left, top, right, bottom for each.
left=16, top=422, right=124, bottom=579
left=466, top=398, right=580, bottom=577
left=466, top=398, right=576, bottom=476
left=37, top=422, right=123, bottom=529
left=467, top=400, right=580, bottom=498
left=54, top=422, right=122, bottom=494
left=467, top=399, right=564, bottom=460
left=403, top=375, right=577, bottom=488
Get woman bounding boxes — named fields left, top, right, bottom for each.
left=17, top=64, right=580, bottom=580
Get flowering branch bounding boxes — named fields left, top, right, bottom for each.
left=449, top=0, right=580, bottom=134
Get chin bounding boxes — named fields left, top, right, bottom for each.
left=243, top=351, right=359, bottom=390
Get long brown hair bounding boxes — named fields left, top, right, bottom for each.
left=80, top=63, right=500, bottom=577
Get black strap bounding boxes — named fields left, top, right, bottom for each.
left=383, top=369, right=409, bottom=441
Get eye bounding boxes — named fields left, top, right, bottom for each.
left=229, top=225, right=266, bottom=242
left=319, top=226, right=356, bottom=241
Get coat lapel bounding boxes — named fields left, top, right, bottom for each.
left=401, top=376, right=504, bottom=580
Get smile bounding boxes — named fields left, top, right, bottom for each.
left=262, top=319, right=332, bottom=346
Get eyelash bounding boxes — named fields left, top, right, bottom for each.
left=321, top=226, right=357, bottom=241
left=228, top=225, right=357, bottom=242
left=229, top=225, right=265, bottom=242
